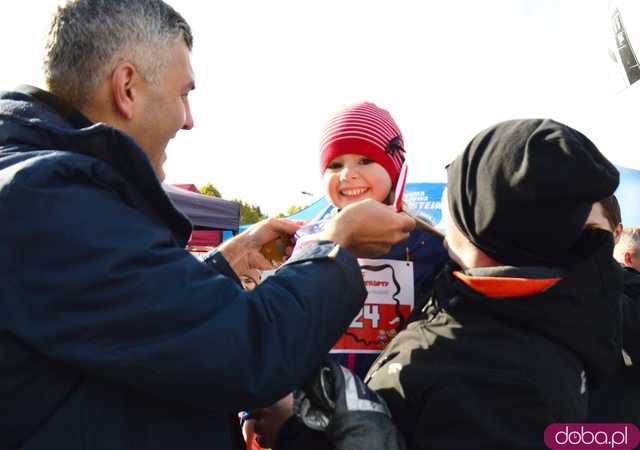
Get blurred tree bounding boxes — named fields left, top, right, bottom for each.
left=287, top=205, right=306, bottom=215
left=234, top=199, right=267, bottom=225
left=199, top=182, right=222, bottom=198
left=198, top=182, right=265, bottom=225
left=275, top=204, right=307, bottom=218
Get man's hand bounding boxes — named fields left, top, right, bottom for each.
left=322, top=199, right=416, bottom=257
left=248, top=394, right=294, bottom=449
left=218, top=218, right=303, bottom=280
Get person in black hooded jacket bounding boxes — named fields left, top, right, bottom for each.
left=273, top=119, right=622, bottom=450
left=364, top=119, right=622, bottom=449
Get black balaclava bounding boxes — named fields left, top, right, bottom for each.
left=446, top=119, right=619, bottom=268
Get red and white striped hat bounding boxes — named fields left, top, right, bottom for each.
left=319, top=101, right=406, bottom=188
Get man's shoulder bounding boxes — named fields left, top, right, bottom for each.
left=622, top=265, right=640, bottom=277
left=0, top=147, right=120, bottom=191
left=0, top=147, right=130, bottom=227
left=0, top=87, right=125, bottom=190
left=622, top=266, right=640, bottom=299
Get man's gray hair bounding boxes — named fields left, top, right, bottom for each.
left=615, top=226, right=640, bottom=260
left=44, top=0, right=193, bottom=108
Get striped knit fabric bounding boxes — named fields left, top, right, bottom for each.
left=319, top=101, right=406, bottom=188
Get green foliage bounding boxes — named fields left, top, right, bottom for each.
left=234, top=199, right=268, bottom=225
left=199, top=182, right=222, bottom=198
left=275, top=204, right=307, bottom=218
left=198, top=182, right=305, bottom=225
left=287, top=205, right=306, bottom=215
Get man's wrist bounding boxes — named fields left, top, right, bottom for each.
left=216, top=234, right=251, bottom=279
left=203, top=250, right=242, bottom=285
left=320, top=220, right=350, bottom=249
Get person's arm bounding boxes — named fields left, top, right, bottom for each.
left=242, top=395, right=334, bottom=450
left=407, top=231, right=450, bottom=322
left=5, top=171, right=413, bottom=413
left=215, top=198, right=417, bottom=283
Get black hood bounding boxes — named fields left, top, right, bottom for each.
left=0, top=86, right=192, bottom=246
left=446, top=119, right=619, bottom=269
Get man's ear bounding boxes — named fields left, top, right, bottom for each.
left=111, top=62, right=138, bottom=120
left=625, top=251, right=633, bottom=267
left=614, top=223, right=623, bottom=245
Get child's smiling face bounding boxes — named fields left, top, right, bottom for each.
left=323, top=153, right=392, bottom=209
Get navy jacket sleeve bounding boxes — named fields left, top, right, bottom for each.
left=3, top=162, right=367, bottom=413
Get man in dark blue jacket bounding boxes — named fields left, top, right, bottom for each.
left=0, top=1, right=415, bottom=449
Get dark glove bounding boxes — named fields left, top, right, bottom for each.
left=293, top=359, right=408, bottom=450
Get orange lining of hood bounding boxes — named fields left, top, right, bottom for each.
left=453, top=271, right=562, bottom=298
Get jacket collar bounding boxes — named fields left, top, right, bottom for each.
left=435, top=229, right=622, bottom=387
left=0, top=86, right=192, bottom=246
left=452, top=266, right=564, bottom=299
left=16, top=85, right=93, bottom=129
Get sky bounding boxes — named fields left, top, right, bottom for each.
left=1, top=0, right=638, bottom=215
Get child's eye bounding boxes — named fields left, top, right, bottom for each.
left=327, top=162, right=343, bottom=170
left=359, top=158, right=374, bottom=165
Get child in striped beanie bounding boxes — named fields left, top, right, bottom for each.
left=245, top=102, right=448, bottom=450
left=319, top=101, right=406, bottom=209
left=317, top=101, right=449, bottom=375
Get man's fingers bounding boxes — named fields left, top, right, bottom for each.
left=320, top=199, right=416, bottom=258
left=265, top=218, right=304, bottom=236
left=249, top=252, right=277, bottom=271
left=397, top=212, right=416, bottom=232
left=395, top=231, right=411, bottom=243
left=248, top=218, right=302, bottom=251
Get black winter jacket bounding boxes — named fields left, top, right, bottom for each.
left=365, top=230, right=621, bottom=449
left=275, top=231, right=622, bottom=450
left=589, top=265, right=640, bottom=425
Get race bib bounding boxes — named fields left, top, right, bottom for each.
left=332, top=258, right=414, bottom=354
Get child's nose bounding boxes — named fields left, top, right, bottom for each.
left=339, top=165, right=358, bottom=181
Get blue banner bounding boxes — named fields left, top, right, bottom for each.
left=617, top=165, right=640, bottom=226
